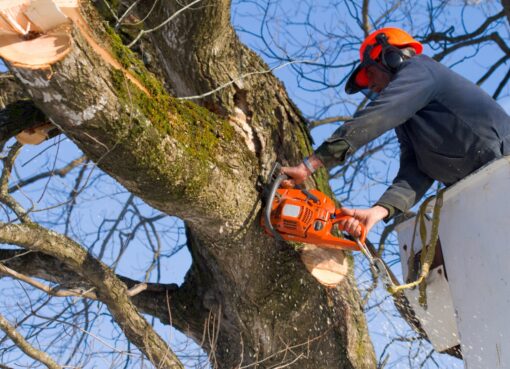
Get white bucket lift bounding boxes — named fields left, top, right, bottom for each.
left=395, top=157, right=510, bottom=369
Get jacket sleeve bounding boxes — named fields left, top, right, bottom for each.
left=314, top=59, right=438, bottom=169
left=376, top=130, right=434, bottom=214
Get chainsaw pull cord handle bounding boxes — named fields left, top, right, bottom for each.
left=264, top=174, right=288, bottom=241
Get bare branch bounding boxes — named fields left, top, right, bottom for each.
left=0, top=142, right=32, bottom=223
left=477, top=55, right=510, bottom=86
left=493, top=66, right=510, bottom=100
left=8, top=156, right=87, bottom=194
left=0, top=313, right=62, bottom=369
left=362, top=0, right=371, bottom=36
left=0, top=248, right=188, bottom=324
left=374, top=1, right=401, bottom=27
left=423, top=10, right=505, bottom=45
left=178, top=59, right=317, bottom=100
left=115, top=0, right=141, bottom=29
left=0, top=222, right=185, bottom=369
left=0, top=262, right=98, bottom=299
left=309, top=116, right=352, bottom=129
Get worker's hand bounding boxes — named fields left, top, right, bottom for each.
left=281, top=155, right=324, bottom=187
left=337, top=205, right=389, bottom=237
left=280, top=163, right=309, bottom=187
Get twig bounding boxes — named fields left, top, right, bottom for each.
left=308, top=115, right=352, bottom=129
left=0, top=262, right=98, bottom=300
left=178, top=59, right=316, bottom=100
left=0, top=143, right=32, bottom=223
left=239, top=331, right=329, bottom=369
left=127, top=0, right=203, bottom=48
left=100, top=0, right=119, bottom=21
left=8, top=156, right=87, bottom=194
left=115, top=0, right=141, bottom=29
left=127, top=283, right=147, bottom=297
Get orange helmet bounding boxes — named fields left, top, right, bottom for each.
left=345, top=27, right=423, bottom=94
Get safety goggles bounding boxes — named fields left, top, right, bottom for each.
left=345, top=34, right=389, bottom=95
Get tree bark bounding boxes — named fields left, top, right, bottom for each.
left=503, top=0, right=510, bottom=24
left=6, top=1, right=375, bottom=368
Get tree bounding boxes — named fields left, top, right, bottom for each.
left=0, top=0, right=374, bottom=368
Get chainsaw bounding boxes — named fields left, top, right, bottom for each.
left=262, top=163, right=396, bottom=289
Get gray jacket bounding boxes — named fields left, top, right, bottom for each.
left=315, top=54, right=510, bottom=214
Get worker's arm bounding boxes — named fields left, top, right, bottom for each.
left=338, top=132, right=434, bottom=236
left=314, top=58, right=438, bottom=169
left=375, top=130, right=434, bottom=217
left=281, top=58, right=437, bottom=187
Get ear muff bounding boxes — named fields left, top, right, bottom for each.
left=382, top=48, right=404, bottom=70
left=375, top=33, right=405, bottom=72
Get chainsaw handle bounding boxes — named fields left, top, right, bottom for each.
left=330, top=215, right=367, bottom=244
left=264, top=174, right=288, bottom=241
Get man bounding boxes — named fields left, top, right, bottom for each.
left=282, top=27, right=510, bottom=237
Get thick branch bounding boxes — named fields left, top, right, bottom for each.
left=0, top=75, right=27, bottom=108
left=137, top=0, right=312, bottom=168
left=0, top=248, right=199, bottom=335
left=0, top=224, right=184, bottom=369
left=11, top=10, right=259, bottom=240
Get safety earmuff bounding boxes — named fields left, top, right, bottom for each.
left=375, top=33, right=405, bottom=72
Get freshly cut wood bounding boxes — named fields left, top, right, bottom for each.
left=16, top=122, right=53, bottom=145
left=24, top=0, right=68, bottom=32
left=0, top=0, right=33, bottom=34
left=0, top=32, right=71, bottom=68
left=0, top=0, right=72, bottom=69
left=300, top=244, right=349, bottom=287
left=0, top=0, right=147, bottom=92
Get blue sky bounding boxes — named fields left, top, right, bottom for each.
left=1, top=1, right=509, bottom=368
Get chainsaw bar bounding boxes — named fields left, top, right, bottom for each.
left=355, top=238, right=396, bottom=290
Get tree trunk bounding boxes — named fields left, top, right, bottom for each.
left=6, top=0, right=375, bottom=367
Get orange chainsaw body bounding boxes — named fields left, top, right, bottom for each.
left=264, top=187, right=364, bottom=251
